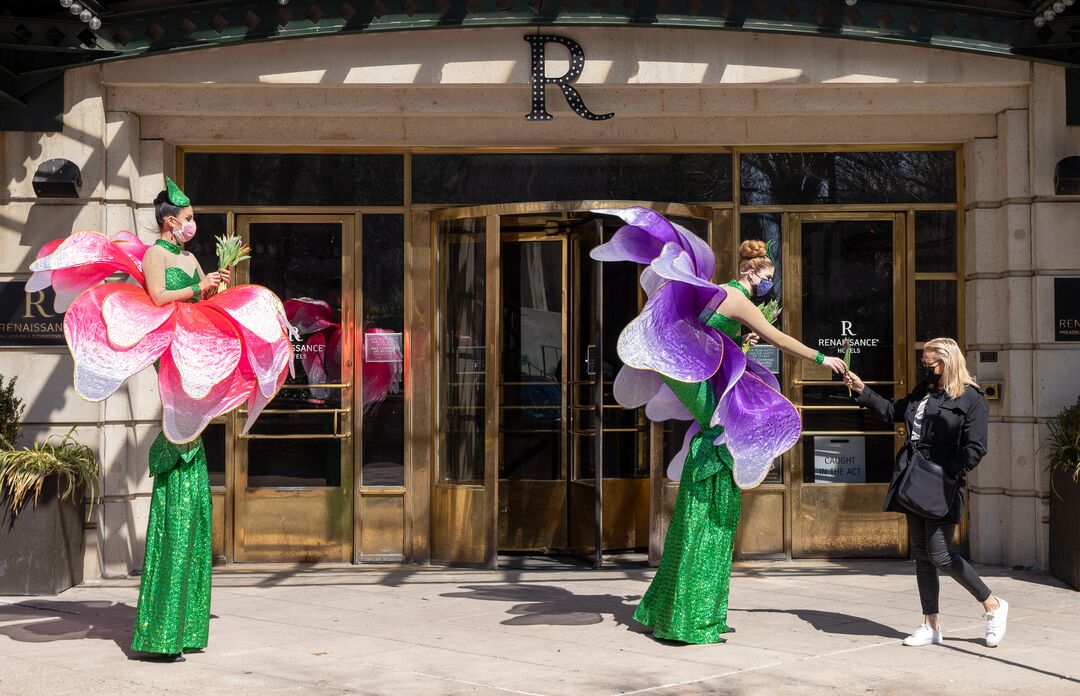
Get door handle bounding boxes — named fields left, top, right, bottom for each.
left=897, top=427, right=907, bottom=438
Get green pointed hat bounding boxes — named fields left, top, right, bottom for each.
left=165, top=177, right=190, bottom=207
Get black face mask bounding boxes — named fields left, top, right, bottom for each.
left=922, top=366, right=940, bottom=384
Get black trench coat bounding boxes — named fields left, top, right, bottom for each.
left=855, top=382, right=989, bottom=524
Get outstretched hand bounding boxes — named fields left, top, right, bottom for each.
left=822, top=355, right=847, bottom=374
left=842, top=370, right=866, bottom=394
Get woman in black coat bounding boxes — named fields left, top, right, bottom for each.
left=843, top=337, right=1008, bottom=648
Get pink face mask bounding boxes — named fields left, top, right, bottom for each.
left=172, top=219, right=197, bottom=243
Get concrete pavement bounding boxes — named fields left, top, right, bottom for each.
left=1, top=558, right=1078, bottom=695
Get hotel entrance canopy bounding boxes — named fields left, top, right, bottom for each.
left=1, top=0, right=1075, bottom=97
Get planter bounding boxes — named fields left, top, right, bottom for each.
left=0, top=476, right=84, bottom=595
left=1049, top=466, right=1080, bottom=590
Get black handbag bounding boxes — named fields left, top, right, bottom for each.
left=896, top=444, right=961, bottom=519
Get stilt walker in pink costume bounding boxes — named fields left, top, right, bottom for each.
left=26, top=177, right=295, bottom=661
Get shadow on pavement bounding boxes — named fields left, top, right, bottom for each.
left=942, top=642, right=1080, bottom=684
left=0, top=600, right=136, bottom=656
left=741, top=608, right=907, bottom=639
left=442, top=583, right=642, bottom=629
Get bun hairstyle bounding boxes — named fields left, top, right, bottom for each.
left=153, top=189, right=182, bottom=231
left=738, top=239, right=774, bottom=276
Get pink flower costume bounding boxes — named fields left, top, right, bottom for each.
left=28, top=227, right=294, bottom=656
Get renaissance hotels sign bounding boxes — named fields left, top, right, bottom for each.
left=0, top=283, right=65, bottom=347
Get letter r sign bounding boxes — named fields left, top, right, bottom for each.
left=524, top=35, right=614, bottom=122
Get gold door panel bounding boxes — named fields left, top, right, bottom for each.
left=785, top=212, right=908, bottom=559
left=232, top=215, right=355, bottom=563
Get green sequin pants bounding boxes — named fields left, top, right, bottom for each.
left=130, top=433, right=212, bottom=655
left=633, top=436, right=742, bottom=645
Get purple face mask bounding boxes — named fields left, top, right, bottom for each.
left=172, top=219, right=197, bottom=243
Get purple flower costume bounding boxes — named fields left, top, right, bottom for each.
left=590, top=207, right=801, bottom=643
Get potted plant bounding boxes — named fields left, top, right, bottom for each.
left=1047, top=396, right=1080, bottom=590
left=0, top=374, right=99, bottom=595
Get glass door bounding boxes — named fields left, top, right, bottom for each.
left=233, top=215, right=355, bottom=563
left=786, top=212, right=908, bottom=558
left=432, top=202, right=713, bottom=568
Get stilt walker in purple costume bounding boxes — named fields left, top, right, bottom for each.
left=590, top=208, right=846, bottom=644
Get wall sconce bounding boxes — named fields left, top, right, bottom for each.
left=32, top=159, right=82, bottom=198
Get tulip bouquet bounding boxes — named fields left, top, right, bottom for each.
left=215, top=233, right=251, bottom=293
left=743, top=299, right=781, bottom=353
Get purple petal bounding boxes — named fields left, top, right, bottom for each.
left=589, top=224, right=668, bottom=265
left=650, top=242, right=720, bottom=290
left=744, top=356, right=781, bottom=392
left=639, top=268, right=665, bottom=298
left=590, top=207, right=680, bottom=265
left=616, top=282, right=725, bottom=383
left=714, top=371, right=801, bottom=490
left=666, top=421, right=701, bottom=481
left=612, top=365, right=662, bottom=408
left=645, top=384, right=694, bottom=421
left=671, top=222, right=716, bottom=281
left=708, top=331, right=748, bottom=410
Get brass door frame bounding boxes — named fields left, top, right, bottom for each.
left=431, top=201, right=713, bottom=568
left=783, top=211, right=908, bottom=558
left=232, top=214, right=356, bottom=563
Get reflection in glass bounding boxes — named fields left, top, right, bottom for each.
left=252, top=223, right=344, bottom=405
left=247, top=223, right=345, bottom=488
left=802, top=220, right=895, bottom=381
left=203, top=421, right=226, bottom=488
left=185, top=153, right=404, bottom=207
left=915, top=211, right=957, bottom=273
left=576, top=219, right=647, bottom=480
left=439, top=220, right=486, bottom=484
left=500, top=239, right=563, bottom=481
left=915, top=280, right=958, bottom=343
left=413, top=153, right=733, bottom=205
left=740, top=213, right=784, bottom=483
left=741, top=151, right=956, bottom=205
left=362, top=215, right=405, bottom=487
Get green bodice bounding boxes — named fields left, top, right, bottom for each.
left=707, top=280, right=749, bottom=341
left=164, top=265, right=200, bottom=301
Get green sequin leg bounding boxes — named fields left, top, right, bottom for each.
left=131, top=433, right=212, bottom=655
left=632, top=375, right=743, bottom=644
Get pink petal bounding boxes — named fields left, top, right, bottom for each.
left=205, top=285, right=288, bottom=343
left=100, top=285, right=176, bottom=348
left=169, top=304, right=242, bottom=400
left=29, top=231, right=145, bottom=288
left=159, top=353, right=254, bottom=444
left=63, top=284, right=172, bottom=401
left=25, top=239, right=65, bottom=293
left=242, top=367, right=289, bottom=436
left=111, top=230, right=149, bottom=266
left=283, top=297, right=339, bottom=335
left=299, top=332, right=328, bottom=386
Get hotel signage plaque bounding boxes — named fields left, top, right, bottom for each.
left=1055, top=277, right=1080, bottom=341
left=0, top=283, right=65, bottom=347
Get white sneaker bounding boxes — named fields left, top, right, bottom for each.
left=902, top=623, right=943, bottom=646
left=985, top=598, right=1008, bottom=647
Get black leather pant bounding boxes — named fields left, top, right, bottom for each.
left=906, top=513, right=992, bottom=615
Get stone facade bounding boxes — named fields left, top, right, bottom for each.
left=1, top=27, right=1076, bottom=579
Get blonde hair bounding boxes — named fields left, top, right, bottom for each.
left=738, top=239, right=774, bottom=277
left=923, top=337, right=978, bottom=400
